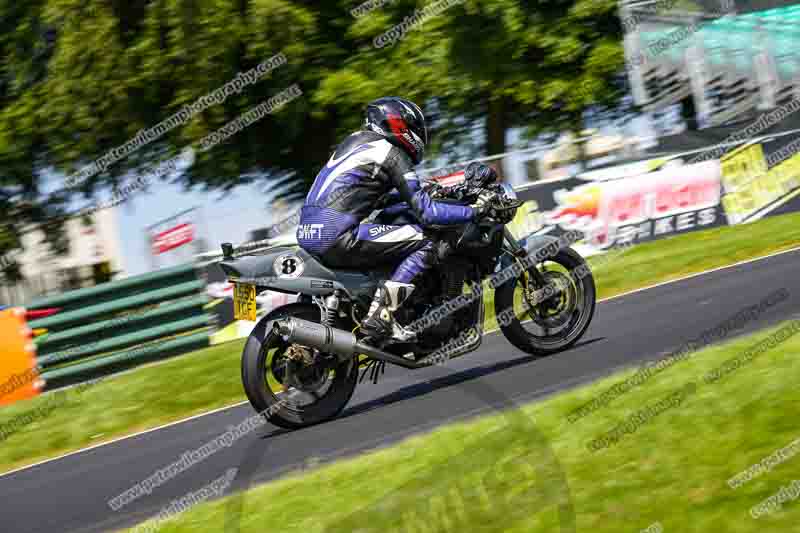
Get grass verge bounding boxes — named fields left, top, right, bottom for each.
left=0, top=340, right=245, bottom=474
left=584, top=209, right=800, bottom=299
left=484, top=209, right=800, bottom=331
left=130, top=320, right=800, bottom=532
left=1, top=210, right=798, bottom=475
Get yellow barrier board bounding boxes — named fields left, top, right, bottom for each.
left=721, top=143, right=800, bottom=224
left=0, top=308, right=42, bottom=406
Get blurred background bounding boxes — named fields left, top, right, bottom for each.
left=1, top=0, right=798, bottom=312
left=1, top=4, right=800, bottom=532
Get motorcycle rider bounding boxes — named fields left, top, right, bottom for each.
left=296, top=96, right=496, bottom=343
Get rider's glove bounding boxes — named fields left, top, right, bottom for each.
left=424, top=180, right=444, bottom=198
left=471, top=190, right=497, bottom=221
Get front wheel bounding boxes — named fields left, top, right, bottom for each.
left=495, top=247, right=596, bottom=356
left=241, top=302, right=358, bottom=429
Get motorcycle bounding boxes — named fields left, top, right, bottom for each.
left=219, top=176, right=596, bottom=429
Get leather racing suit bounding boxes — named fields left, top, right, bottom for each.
left=296, top=130, right=474, bottom=284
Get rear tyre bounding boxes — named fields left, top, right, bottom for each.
left=495, top=247, right=596, bottom=356
left=241, top=303, right=358, bottom=429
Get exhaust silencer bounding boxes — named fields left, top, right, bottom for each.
left=272, top=317, right=426, bottom=369
left=273, top=317, right=357, bottom=360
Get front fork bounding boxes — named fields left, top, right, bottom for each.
left=502, top=228, right=547, bottom=289
left=502, top=228, right=557, bottom=321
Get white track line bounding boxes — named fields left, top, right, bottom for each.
left=0, top=401, right=248, bottom=479
left=2, top=244, right=799, bottom=479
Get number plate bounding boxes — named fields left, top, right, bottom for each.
left=233, top=283, right=257, bottom=321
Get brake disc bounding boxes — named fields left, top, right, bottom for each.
left=285, top=344, right=315, bottom=365
left=523, top=270, right=576, bottom=325
left=284, top=345, right=329, bottom=392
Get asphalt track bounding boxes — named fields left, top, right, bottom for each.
left=1, top=248, right=799, bottom=533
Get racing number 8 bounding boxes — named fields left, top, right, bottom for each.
left=281, top=258, right=297, bottom=275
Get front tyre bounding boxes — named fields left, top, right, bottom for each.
left=495, top=247, right=596, bottom=356
left=241, top=303, right=358, bottom=429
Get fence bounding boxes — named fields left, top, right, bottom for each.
left=26, top=263, right=212, bottom=390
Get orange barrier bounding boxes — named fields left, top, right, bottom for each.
left=0, top=308, right=42, bottom=406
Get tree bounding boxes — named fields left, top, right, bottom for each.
left=317, top=0, right=628, bottom=157
left=1, top=1, right=349, bottom=204
left=0, top=0, right=631, bottom=280
left=0, top=0, right=348, bottom=276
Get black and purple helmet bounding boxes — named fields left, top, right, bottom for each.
left=365, top=97, right=428, bottom=165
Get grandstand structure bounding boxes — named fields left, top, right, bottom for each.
left=621, top=0, right=800, bottom=130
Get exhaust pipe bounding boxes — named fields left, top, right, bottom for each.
left=272, top=317, right=426, bottom=369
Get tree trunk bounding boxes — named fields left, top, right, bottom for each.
left=486, top=97, right=507, bottom=156
left=572, top=116, right=588, bottom=172
left=301, top=109, right=340, bottom=181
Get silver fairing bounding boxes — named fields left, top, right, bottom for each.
left=219, top=246, right=384, bottom=300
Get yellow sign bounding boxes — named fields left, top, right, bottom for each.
left=233, top=283, right=257, bottom=322
left=721, top=143, right=800, bottom=224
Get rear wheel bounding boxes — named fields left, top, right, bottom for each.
left=495, top=247, right=595, bottom=356
left=241, top=303, right=358, bottom=429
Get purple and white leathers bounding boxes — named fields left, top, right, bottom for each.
left=297, top=97, right=480, bottom=342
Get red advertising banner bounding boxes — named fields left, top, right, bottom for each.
left=151, top=223, right=195, bottom=255
left=548, top=160, right=721, bottom=246
left=516, top=159, right=725, bottom=253
left=432, top=170, right=465, bottom=186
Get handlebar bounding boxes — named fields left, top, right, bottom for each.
left=428, top=181, right=521, bottom=224
left=493, top=198, right=524, bottom=211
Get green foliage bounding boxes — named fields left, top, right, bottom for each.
left=316, top=0, right=625, bottom=154
left=0, top=0, right=626, bottom=271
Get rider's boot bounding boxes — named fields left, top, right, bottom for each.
left=361, top=281, right=417, bottom=343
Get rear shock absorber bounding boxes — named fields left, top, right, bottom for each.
left=322, top=291, right=341, bottom=327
